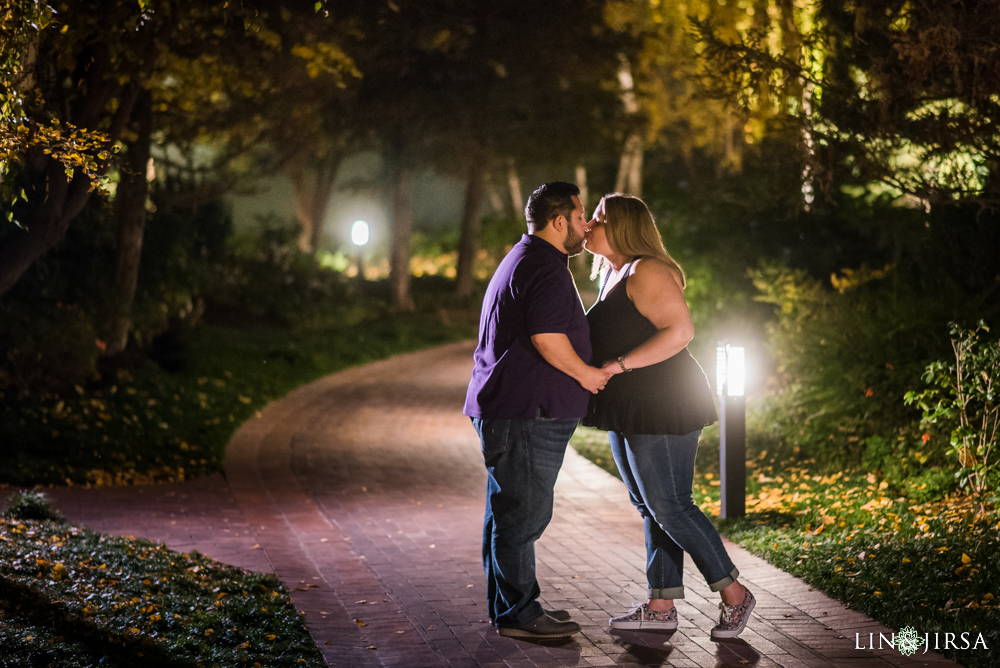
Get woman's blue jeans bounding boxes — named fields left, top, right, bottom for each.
left=609, top=429, right=738, bottom=599
left=473, top=416, right=578, bottom=628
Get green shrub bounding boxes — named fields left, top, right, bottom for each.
left=216, top=214, right=351, bottom=326
left=750, top=261, right=955, bottom=469
left=2, top=490, right=64, bottom=522
left=0, top=300, right=100, bottom=394
left=905, top=322, right=1000, bottom=505
left=128, top=199, right=234, bottom=346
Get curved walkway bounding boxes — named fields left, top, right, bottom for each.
left=40, top=342, right=958, bottom=667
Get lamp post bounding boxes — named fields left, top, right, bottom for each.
left=351, top=220, right=369, bottom=279
left=716, top=342, right=746, bottom=519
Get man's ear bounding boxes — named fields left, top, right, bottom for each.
left=550, top=214, right=566, bottom=232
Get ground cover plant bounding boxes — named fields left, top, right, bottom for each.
left=570, top=425, right=1000, bottom=668
left=0, top=491, right=323, bottom=667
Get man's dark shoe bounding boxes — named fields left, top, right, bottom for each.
left=498, top=613, right=581, bottom=638
left=490, top=609, right=571, bottom=626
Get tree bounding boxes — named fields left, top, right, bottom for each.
left=696, top=0, right=1000, bottom=207
left=455, top=158, right=485, bottom=297
left=0, top=1, right=211, bottom=298
left=0, top=0, right=359, bottom=356
left=602, top=0, right=750, bottom=198
left=396, top=0, right=625, bottom=297
left=106, top=90, right=153, bottom=354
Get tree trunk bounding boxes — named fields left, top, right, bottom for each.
left=614, top=133, right=643, bottom=196
left=289, top=160, right=314, bottom=253
left=106, top=89, right=153, bottom=355
left=290, top=155, right=340, bottom=254
left=776, top=0, right=813, bottom=207
left=0, top=47, right=140, bottom=298
left=614, top=57, right=644, bottom=196
left=574, top=165, right=590, bottom=272
left=506, top=160, right=523, bottom=219
left=486, top=184, right=504, bottom=213
left=455, top=160, right=485, bottom=298
left=575, top=165, right=589, bottom=210
left=389, top=164, right=415, bottom=311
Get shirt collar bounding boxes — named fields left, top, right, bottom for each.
left=522, top=234, right=568, bottom=263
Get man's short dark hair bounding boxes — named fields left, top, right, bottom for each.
left=525, top=182, right=580, bottom=233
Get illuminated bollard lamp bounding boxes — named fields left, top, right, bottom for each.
left=716, top=342, right=746, bottom=519
left=351, top=220, right=369, bottom=279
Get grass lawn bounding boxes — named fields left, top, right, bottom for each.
left=569, top=425, right=1000, bottom=668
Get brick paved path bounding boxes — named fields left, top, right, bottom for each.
left=34, top=342, right=959, bottom=667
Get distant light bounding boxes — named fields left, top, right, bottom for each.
left=351, top=220, right=369, bottom=247
left=716, top=343, right=746, bottom=397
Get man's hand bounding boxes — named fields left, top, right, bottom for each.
left=580, top=365, right=611, bottom=394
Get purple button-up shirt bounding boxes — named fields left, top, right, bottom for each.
left=464, top=235, right=591, bottom=419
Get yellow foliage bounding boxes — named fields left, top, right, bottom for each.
left=829, top=264, right=894, bottom=294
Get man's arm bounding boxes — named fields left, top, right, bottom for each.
left=531, top=333, right=609, bottom=394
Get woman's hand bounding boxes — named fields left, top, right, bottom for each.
left=601, top=360, right=624, bottom=376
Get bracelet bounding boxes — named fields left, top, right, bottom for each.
left=617, top=355, right=631, bottom=373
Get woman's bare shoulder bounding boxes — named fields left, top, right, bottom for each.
left=630, top=257, right=684, bottom=290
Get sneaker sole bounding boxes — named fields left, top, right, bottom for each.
left=710, top=595, right=756, bottom=639
left=609, top=620, right=678, bottom=630
left=498, top=626, right=579, bottom=639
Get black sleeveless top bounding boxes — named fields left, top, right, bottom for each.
left=583, top=265, right=718, bottom=435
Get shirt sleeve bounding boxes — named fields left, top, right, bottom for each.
left=523, top=262, right=581, bottom=336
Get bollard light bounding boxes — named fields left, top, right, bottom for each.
left=716, top=343, right=745, bottom=397
left=351, top=220, right=370, bottom=247
left=716, top=342, right=747, bottom=519
left=350, top=220, right=369, bottom=280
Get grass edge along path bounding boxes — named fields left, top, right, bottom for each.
left=0, top=304, right=476, bottom=488
left=569, top=425, right=1000, bottom=668
left=0, top=491, right=323, bottom=667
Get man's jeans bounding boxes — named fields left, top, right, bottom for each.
left=609, top=430, right=739, bottom=599
left=473, top=416, right=578, bottom=628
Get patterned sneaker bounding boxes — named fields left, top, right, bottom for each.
left=711, top=587, right=755, bottom=639
left=609, top=602, right=678, bottom=630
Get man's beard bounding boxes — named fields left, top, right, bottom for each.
left=564, top=225, right=585, bottom=256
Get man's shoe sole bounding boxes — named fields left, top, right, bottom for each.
left=710, top=595, right=756, bottom=639
left=498, top=625, right=579, bottom=639
left=609, top=620, right=678, bottom=630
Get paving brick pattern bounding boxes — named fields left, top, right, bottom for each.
left=30, top=341, right=961, bottom=667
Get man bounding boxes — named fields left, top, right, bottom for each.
left=464, top=181, right=608, bottom=639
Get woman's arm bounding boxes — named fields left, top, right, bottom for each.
left=531, top=333, right=610, bottom=393
left=600, top=258, right=694, bottom=376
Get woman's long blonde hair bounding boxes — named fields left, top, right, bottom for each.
left=590, top=193, right=686, bottom=288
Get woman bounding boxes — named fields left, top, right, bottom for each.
left=582, top=193, right=754, bottom=639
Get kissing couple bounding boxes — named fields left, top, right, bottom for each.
left=464, top=182, right=754, bottom=640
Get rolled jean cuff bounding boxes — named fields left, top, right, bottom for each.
left=708, top=566, right=740, bottom=593
left=648, top=586, right=685, bottom=600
